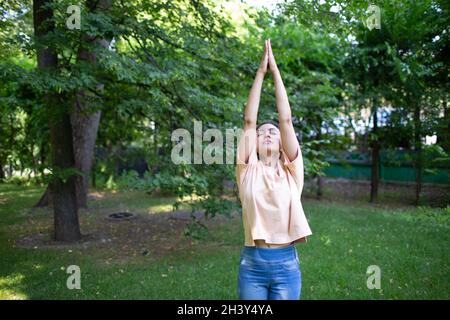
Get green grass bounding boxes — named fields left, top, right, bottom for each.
left=0, top=184, right=449, bottom=299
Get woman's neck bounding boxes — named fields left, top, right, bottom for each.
left=260, top=155, right=279, bottom=169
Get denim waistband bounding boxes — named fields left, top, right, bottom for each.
left=242, top=244, right=297, bottom=262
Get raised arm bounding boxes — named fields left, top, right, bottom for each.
left=268, top=39, right=299, bottom=161
left=237, top=40, right=269, bottom=164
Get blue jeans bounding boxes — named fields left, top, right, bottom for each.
left=237, top=244, right=301, bottom=300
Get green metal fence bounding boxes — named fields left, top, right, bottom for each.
left=323, top=150, right=450, bottom=184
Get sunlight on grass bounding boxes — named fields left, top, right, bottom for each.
left=88, top=192, right=106, bottom=199
left=147, top=204, right=174, bottom=213
left=0, top=273, right=28, bottom=300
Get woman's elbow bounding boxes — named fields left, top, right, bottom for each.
left=278, top=116, right=292, bottom=125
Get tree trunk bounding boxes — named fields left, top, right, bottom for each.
left=8, top=161, right=13, bottom=178
left=70, top=0, right=111, bottom=208
left=315, top=125, right=323, bottom=199
left=0, top=118, right=4, bottom=182
left=436, top=93, right=449, bottom=152
left=34, top=0, right=80, bottom=241
left=39, top=140, right=47, bottom=176
left=71, top=95, right=101, bottom=208
left=92, top=159, right=97, bottom=189
left=50, top=107, right=81, bottom=241
left=0, top=160, right=4, bottom=182
left=33, top=141, right=50, bottom=207
left=31, top=143, right=38, bottom=178
left=317, top=174, right=324, bottom=199
left=370, top=99, right=379, bottom=203
left=413, top=101, right=423, bottom=206
left=445, top=94, right=449, bottom=152
left=34, top=185, right=52, bottom=208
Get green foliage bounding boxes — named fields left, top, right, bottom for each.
left=191, top=197, right=239, bottom=219
left=42, top=167, right=85, bottom=184
left=183, top=217, right=209, bottom=240
left=422, top=145, right=450, bottom=176
left=115, top=170, right=144, bottom=190
left=0, top=0, right=449, bottom=227
left=149, top=163, right=207, bottom=195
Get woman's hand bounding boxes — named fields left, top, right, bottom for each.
left=267, top=39, right=279, bottom=74
left=257, top=39, right=269, bottom=74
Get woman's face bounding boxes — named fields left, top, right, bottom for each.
left=256, top=123, right=281, bottom=159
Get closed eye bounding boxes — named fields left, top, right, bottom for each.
left=257, top=128, right=279, bottom=136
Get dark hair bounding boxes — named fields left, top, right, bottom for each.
left=256, top=120, right=279, bottom=130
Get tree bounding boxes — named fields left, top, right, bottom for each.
left=70, top=0, right=112, bottom=208
left=33, top=0, right=80, bottom=241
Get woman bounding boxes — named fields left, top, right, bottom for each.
left=236, top=39, right=312, bottom=300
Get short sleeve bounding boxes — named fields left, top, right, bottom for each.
left=236, top=143, right=257, bottom=187
left=282, top=142, right=304, bottom=193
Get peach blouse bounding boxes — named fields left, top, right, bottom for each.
left=236, top=141, right=312, bottom=246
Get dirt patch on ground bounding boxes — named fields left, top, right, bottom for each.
left=15, top=206, right=238, bottom=265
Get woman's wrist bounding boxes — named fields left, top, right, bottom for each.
left=270, top=65, right=279, bottom=75
left=257, top=68, right=266, bottom=76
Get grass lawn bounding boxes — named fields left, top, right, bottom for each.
left=0, top=183, right=448, bottom=299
